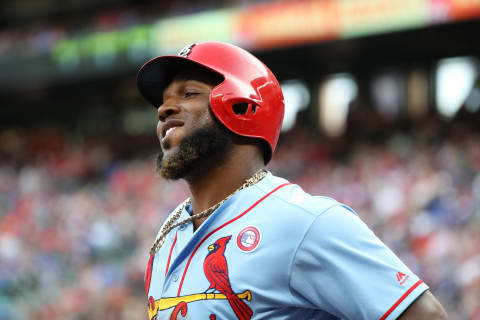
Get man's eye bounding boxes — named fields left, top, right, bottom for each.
left=184, top=92, right=199, bottom=98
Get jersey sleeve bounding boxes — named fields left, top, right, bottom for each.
left=289, top=204, right=429, bottom=320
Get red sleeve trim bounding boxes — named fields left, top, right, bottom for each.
left=379, top=280, right=424, bottom=320
left=177, top=182, right=292, bottom=296
left=165, top=231, right=178, bottom=276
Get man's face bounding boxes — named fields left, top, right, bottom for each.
left=155, top=69, right=230, bottom=179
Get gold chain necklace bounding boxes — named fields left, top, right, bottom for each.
left=150, top=169, right=267, bottom=254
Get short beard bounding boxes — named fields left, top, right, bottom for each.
left=155, top=119, right=231, bottom=180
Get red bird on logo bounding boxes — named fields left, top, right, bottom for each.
left=203, top=236, right=253, bottom=320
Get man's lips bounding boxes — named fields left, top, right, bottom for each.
left=161, top=120, right=184, bottom=138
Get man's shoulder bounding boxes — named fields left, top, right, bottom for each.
left=255, top=173, right=354, bottom=219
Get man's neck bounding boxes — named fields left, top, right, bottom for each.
left=185, top=146, right=264, bottom=230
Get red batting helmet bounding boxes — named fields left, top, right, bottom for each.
left=136, top=41, right=284, bottom=163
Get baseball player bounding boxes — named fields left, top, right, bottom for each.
left=137, top=41, right=447, bottom=320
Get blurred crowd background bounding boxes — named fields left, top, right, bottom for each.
left=1, top=0, right=480, bottom=319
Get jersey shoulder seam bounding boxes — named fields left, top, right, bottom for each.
left=253, top=182, right=338, bottom=218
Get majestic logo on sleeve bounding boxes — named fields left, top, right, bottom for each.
left=146, top=235, right=253, bottom=320
left=396, top=271, right=409, bottom=285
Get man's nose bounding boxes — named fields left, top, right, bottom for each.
left=157, top=101, right=180, bottom=122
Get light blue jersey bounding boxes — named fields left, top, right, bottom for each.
left=145, top=173, right=428, bottom=320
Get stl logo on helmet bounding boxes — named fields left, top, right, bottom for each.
left=237, top=226, right=261, bottom=252
left=178, top=43, right=196, bottom=58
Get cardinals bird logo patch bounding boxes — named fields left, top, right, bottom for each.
left=204, top=236, right=253, bottom=320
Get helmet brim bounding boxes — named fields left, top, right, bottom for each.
left=136, top=55, right=222, bottom=107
